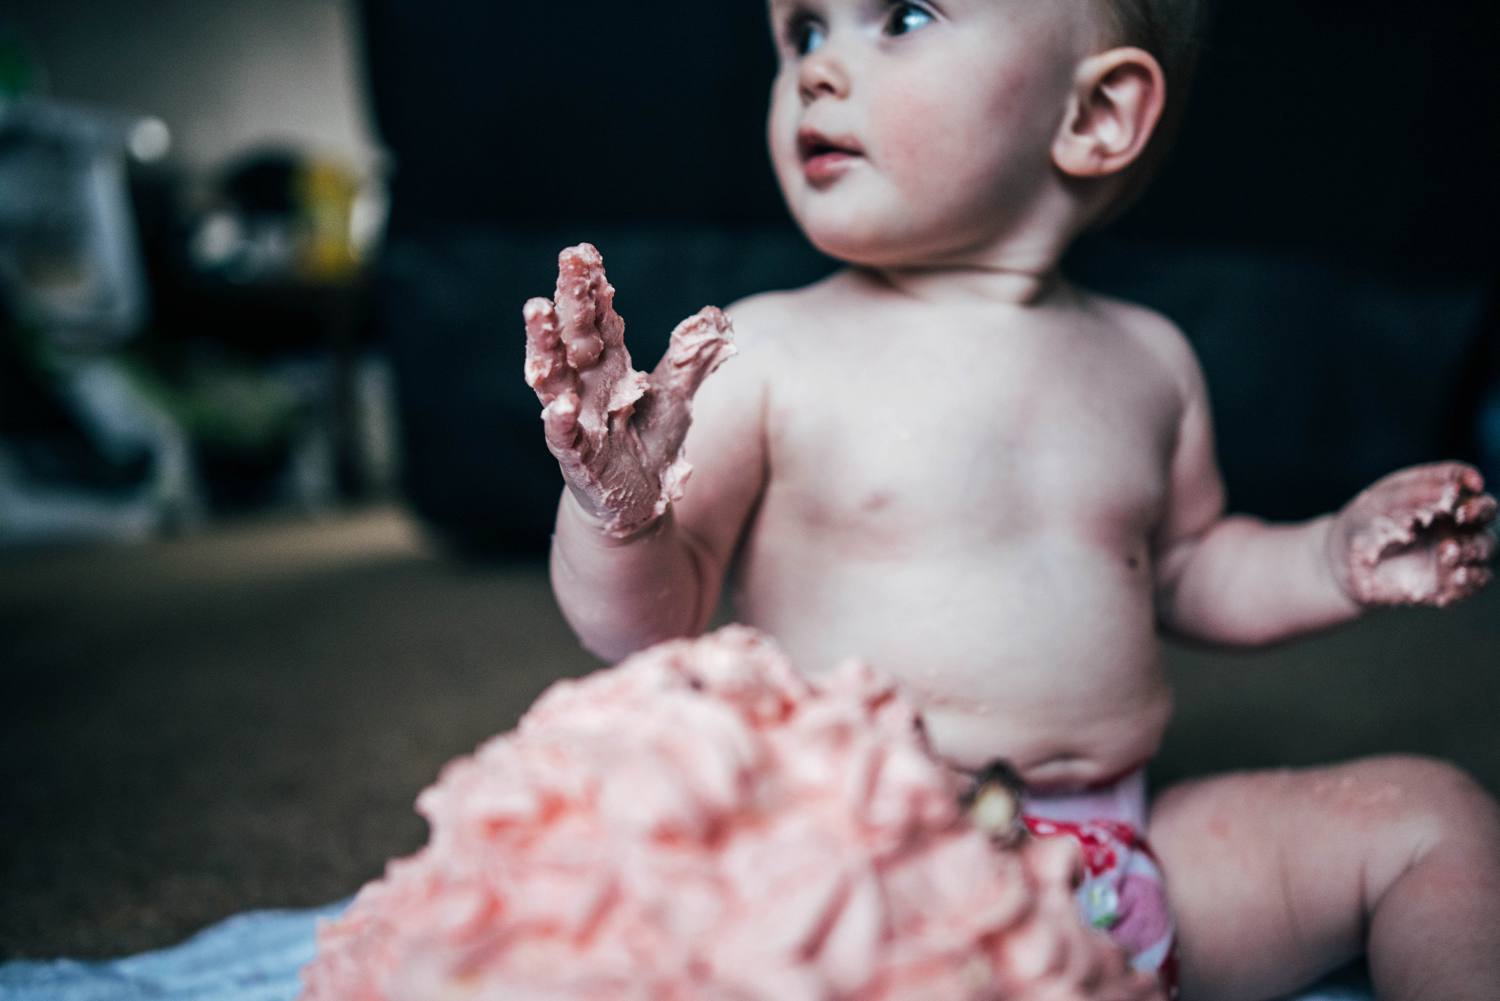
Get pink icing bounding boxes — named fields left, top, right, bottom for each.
left=299, top=627, right=1147, bottom=1001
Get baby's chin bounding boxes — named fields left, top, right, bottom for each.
left=789, top=199, right=1005, bottom=272
left=799, top=224, right=962, bottom=272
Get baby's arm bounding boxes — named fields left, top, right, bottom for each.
left=1151, top=335, right=1495, bottom=646
left=524, top=245, right=765, bottom=661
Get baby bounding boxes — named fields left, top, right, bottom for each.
left=521, top=1, right=1500, bottom=998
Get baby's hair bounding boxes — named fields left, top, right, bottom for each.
left=1098, top=0, right=1208, bottom=98
left=1093, top=0, right=1211, bottom=220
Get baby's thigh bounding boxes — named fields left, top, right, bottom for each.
left=1148, top=756, right=1473, bottom=1001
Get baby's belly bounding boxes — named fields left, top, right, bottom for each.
left=734, top=537, right=1174, bottom=791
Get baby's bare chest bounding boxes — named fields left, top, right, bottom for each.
left=764, top=325, right=1179, bottom=545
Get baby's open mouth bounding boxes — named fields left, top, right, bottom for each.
left=797, top=129, right=863, bottom=163
left=797, top=130, right=862, bottom=184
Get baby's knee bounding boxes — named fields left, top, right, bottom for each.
left=1370, top=755, right=1498, bottom=823
left=1352, top=755, right=1500, bottom=875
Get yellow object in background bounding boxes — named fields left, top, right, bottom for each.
left=296, top=157, right=362, bottom=283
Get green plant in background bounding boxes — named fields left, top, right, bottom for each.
left=17, top=313, right=304, bottom=462
left=118, top=349, right=303, bottom=455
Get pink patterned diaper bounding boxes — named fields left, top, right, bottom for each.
left=1024, top=770, right=1179, bottom=997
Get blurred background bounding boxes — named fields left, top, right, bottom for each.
left=2, top=0, right=1497, bottom=965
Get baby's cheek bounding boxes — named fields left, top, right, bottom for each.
left=870, top=68, right=955, bottom=146
left=767, top=98, right=801, bottom=183
left=872, top=92, right=961, bottom=182
left=871, top=74, right=1031, bottom=188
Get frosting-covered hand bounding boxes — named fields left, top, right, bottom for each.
left=1328, top=462, right=1497, bottom=608
left=523, top=243, right=735, bottom=539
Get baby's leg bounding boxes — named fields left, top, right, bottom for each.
left=1148, top=756, right=1500, bottom=1001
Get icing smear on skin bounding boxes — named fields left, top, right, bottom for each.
left=523, top=244, right=736, bottom=540
left=300, top=628, right=1148, bottom=1001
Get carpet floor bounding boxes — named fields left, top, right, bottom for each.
left=3, top=507, right=1497, bottom=959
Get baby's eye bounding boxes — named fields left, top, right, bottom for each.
left=787, top=14, right=828, bottom=56
left=884, top=2, right=934, bottom=36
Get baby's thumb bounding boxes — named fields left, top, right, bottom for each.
left=542, top=391, right=582, bottom=455
left=651, top=307, right=736, bottom=400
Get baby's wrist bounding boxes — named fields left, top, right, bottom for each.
left=561, top=487, right=669, bottom=548
left=1316, top=513, right=1365, bottom=611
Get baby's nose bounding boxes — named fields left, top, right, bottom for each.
left=798, top=50, right=851, bottom=103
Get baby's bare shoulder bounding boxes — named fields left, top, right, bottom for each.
left=691, top=281, right=837, bottom=413
left=723, top=289, right=798, bottom=344
left=724, top=273, right=862, bottom=375
left=727, top=273, right=848, bottom=335
left=1077, top=287, right=1204, bottom=402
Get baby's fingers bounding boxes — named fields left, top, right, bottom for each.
left=1401, top=463, right=1482, bottom=517
left=652, top=306, right=736, bottom=400
left=523, top=296, right=574, bottom=404
left=1437, top=564, right=1493, bottom=607
left=553, top=243, right=625, bottom=369
left=1438, top=532, right=1496, bottom=570
left=1431, top=527, right=1495, bottom=605
left=1456, top=491, right=1498, bottom=528
left=541, top=390, right=582, bottom=455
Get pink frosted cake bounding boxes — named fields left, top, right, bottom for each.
left=299, top=627, right=1157, bottom=1000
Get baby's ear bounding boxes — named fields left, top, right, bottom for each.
left=1052, top=47, right=1165, bottom=179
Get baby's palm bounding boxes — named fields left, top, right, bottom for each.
left=1329, top=462, right=1497, bottom=607
left=523, top=244, right=734, bottom=538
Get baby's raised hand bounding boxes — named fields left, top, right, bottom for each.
left=523, top=244, right=734, bottom=539
left=1328, top=462, right=1497, bottom=608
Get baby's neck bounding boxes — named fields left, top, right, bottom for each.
left=861, top=227, right=1075, bottom=308
left=865, top=262, right=1065, bottom=308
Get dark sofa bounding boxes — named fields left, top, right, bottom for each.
left=357, top=0, right=1497, bottom=553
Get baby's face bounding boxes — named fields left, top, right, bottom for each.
left=766, top=0, right=1105, bottom=267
